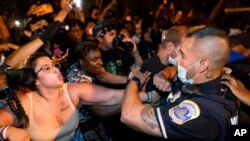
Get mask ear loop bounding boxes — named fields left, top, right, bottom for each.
left=187, top=59, right=203, bottom=83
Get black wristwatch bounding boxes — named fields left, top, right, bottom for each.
left=127, top=76, right=141, bottom=88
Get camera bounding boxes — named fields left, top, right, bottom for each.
left=112, top=34, right=134, bottom=52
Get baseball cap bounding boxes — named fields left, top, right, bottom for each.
left=92, top=20, right=117, bottom=38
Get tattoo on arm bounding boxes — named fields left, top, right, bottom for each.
left=141, top=105, right=159, bottom=129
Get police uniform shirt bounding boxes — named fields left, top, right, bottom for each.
left=155, top=78, right=237, bottom=141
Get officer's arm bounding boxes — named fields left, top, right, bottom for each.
left=121, top=80, right=162, bottom=137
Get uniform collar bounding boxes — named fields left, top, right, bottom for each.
left=194, top=76, right=222, bottom=95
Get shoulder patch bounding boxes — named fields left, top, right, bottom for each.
left=168, top=100, right=200, bottom=125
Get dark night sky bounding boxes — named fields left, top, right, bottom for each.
left=1, top=0, right=249, bottom=17
left=0, top=0, right=240, bottom=17
left=0, top=0, right=249, bottom=29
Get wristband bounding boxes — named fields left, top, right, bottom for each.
left=146, top=91, right=153, bottom=103
left=0, top=126, right=5, bottom=140
left=3, top=126, right=10, bottom=139
left=0, top=126, right=10, bottom=140
left=128, top=77, right=141, bottom=88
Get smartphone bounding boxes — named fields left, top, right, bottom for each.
left=36, top=3, right=53, bottom=15
left=73, top=0, right=82, bottom=9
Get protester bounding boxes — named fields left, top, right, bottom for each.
left=0, top=52, right=151, bottom=141
left=221, top=73, right=250, bottom=106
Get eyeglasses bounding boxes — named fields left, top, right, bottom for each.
left=36, top=63, right=61, bottom=74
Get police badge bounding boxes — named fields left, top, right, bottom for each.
left=169, top=100, right=200, bottom=125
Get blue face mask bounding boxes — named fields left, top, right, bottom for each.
left=168, top=47, right=179, bottom=65
left=177, top=60, right=200, bottom=84
left=168, top=56, right=177, bottom=65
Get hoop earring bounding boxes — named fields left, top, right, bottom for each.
left=205, top=68, right=213, bottom=78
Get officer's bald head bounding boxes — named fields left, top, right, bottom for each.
left=186, top=27, right=230, bottom=71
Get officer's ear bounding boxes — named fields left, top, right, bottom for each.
left=197, top=59, right=209, bottom=73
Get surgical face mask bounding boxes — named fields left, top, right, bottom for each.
left=168, top=48, right=179, bottom=65
left=168, top=56, right=177, bottom=65
left=177, top=60, right=200, bottom=84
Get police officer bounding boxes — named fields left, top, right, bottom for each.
left=121, top=27, right=238, bottom=141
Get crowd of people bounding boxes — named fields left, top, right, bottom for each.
left=0, top=0, right=249, bottom=141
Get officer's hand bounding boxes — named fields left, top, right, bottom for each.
left=153, top=71, right=172, bottom=92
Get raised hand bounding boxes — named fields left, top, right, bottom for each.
left=61, top=0, right=74, bottom=13
left=221, top=73, right=250, bottom=106
left=0, top=43, right=19, bottom=52
left=128, top=68, right=151, bottom=88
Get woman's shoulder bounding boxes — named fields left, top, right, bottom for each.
left=17, top=91, right=32, bottom=116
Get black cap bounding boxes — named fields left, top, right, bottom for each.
left=92, top=20, right=117, bottom=38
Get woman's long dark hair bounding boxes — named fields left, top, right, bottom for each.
left=0, top=66, right=37, bottom=128
left=1, top=53, right=50, bottom=127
